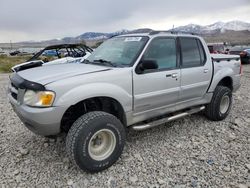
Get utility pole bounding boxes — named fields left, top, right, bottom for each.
left=10, top=40, right=12, bottom=51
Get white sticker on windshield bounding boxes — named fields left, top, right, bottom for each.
left=124, top=37, right=142, bottom=42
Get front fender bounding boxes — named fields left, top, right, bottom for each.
left=55, top=83, right=133, bottom=112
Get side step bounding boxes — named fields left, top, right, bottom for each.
left=131, top=106, right=205, bottom=131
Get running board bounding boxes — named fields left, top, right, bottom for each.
left=131, top=106, right=205, bottom=131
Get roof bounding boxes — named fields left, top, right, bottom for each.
left=43, top=43, right=89, bottom=50
left=119, top=30, right=200, bottom=38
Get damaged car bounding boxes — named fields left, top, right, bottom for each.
left=12, top=43, right=93, bottom=72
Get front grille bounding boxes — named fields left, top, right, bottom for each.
left=11, top=92, right=17, bottom=100
left=11, top=83, right=18, bottom=90
left=10, top=82, right=18, bottom=100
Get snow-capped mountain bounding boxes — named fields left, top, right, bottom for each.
left=203, top=21, right=225, bottom=30
left=204, top=21, right=250, bottom=31
left=173, top=20, right=250, bottom=34
left=76, top=29, right=130, bottom=41
left=172, top=24, right=203, bottom=33
left=76, top=32, right=109, bottom=40
left=16, top=21, right=250, bottom=46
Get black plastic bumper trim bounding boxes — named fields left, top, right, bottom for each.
left=10, top=73, right=45, bottom=91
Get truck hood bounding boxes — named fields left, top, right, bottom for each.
left=17, top=63, right=111, bottom=85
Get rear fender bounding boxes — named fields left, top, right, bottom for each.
left=208, top=67, right=233, bottom=92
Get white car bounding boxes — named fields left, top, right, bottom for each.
left=12, top=44, right=93, bottom=72
left=0, top=50, right=8, bottom=56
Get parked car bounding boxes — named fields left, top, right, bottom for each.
left=8, top=31, right=241, bottom=173
left=0, top=51, right=8, bottom=56
left=42, top=50, right=58, bottom=56
left=11, top=43, right=93, bottom=72
left=9, top=50, right=21, bottom=56
left=207, top=43, right=225, bottom=54
left=229, top=46, right=244, bottom=56
left=240, top=49, right=250, bottom=64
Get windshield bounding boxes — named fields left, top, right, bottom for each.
left=86, top=36, right=148, bottom=67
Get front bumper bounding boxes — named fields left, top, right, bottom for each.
left=8, top=93, right=66, bottom=136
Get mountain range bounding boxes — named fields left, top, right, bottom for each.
left=13, top=20, right=250, bottom=47
left=63, top=21, right=250, bottom=41
left=172, top=20, right=250, bottom=34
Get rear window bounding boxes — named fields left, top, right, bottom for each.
left=197, top=40, right=206, bottom=63
left=180, top=37, right=206, bottom=68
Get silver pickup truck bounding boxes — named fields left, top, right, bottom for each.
left=8, top=31, right=241, bottom=172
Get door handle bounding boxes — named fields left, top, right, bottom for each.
left=204, top=69, right=209, bottom=73
left=166, top=73, right=178, bottom=79
left=171, top=73, right=178, bottom=78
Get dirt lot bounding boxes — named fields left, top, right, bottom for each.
left=0, top=65, right=249, bottom=188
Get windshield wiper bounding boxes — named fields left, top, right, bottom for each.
left=82, top=59, right=91, bottom=64
left=93, top=59, right=117, bottom=67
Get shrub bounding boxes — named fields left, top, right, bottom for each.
left=0, top=55, right=32, bottom=73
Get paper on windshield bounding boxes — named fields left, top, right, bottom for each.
left=124, top=37, right=142, bottom=42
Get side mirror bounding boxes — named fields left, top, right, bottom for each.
left=138, top=59, right=158, bottom=73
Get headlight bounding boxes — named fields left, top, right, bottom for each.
left=23, top=90, right=55, bottom=107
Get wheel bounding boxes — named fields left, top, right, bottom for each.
left=66, top=111, right=126, bottom=173
left=204, top=86, right=232, bottom=121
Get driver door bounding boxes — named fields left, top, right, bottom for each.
left=133, top=37, right=180, bottom=116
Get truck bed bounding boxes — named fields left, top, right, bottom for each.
left=211, top=54, right=240, bottom=62
left=209, top=54, right=241, bottom=93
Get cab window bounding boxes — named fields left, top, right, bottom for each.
left=179, top=37, right=206, bottom=67
left=143, top=38, right=177, bottom=70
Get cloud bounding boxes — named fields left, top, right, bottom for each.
left=0, top=0, right=249, bottom=42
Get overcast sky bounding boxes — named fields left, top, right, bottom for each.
left=0, top=0, right=249, bottom=43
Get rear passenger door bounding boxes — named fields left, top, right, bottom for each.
left=179, top=37, right=212, bottom=102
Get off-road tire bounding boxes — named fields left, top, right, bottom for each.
left=205, top=86, right=232, bottom=121
left=66, top=111, right=126, bottom=173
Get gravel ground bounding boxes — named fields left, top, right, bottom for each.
left=0, top=65, right=249, bottom=188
